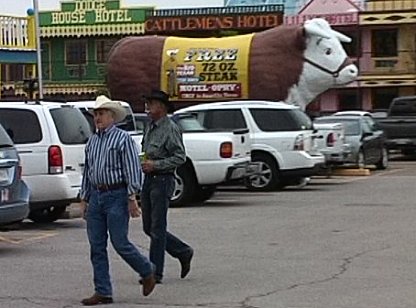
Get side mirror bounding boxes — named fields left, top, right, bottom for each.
left=362, top=131, right=373, bottom=139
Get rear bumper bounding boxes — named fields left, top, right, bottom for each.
left=225, top=162, right=261, bottom=181
left=23, top=174, right=81, bottom=207
left=0, top=202, right=29, bottom=224
left=321, top=146, right=352, bottom=164
left=280, top=162, right=325, bottom=178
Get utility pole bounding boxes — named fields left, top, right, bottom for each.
left=33, top=0, right=43, bottom=99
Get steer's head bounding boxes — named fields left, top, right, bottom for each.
left=303, top=18, right=358, bottom=85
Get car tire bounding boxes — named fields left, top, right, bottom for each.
left=193, top=185, right=216, bottom=203
left=245, top=153, right=280, bottom=191
left=170, top=164, right=196, bottom=206
left=28, top=205, right=67, bottom=223
left=356, top=149, right=366, bottom=169
left=376, top=147, right=389, bottom=170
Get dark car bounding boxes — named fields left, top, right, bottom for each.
left=314, top=115, right=388, bottom=169
left=0, top=124, right=30, bottom=226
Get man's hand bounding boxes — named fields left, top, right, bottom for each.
left=128, top=199, right=141, bottom=218
left=80, top=200, right=88, bottom=220
left=141, top=160, right=155, bottom=173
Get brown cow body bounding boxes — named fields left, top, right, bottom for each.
left=106, top=25, right=306, bottom=111
left=107, top=19, right=358, bottom=111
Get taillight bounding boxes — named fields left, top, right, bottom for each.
left=48, top=145, right=63, bottom=174
left=326, top=132, right=336, bottom=147
left=220, top=142, right=233, bottom=158
left=293, top=134, right=304, bottom=151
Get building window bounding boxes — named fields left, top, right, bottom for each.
left=339, top=90, right=360, bottom=110
left=65, top=41, right=87, bottom=65
left=96, top=39, right=118, bottom=64
left=341, top=30, right=359, bottom=58
left=372, top=88, right=398, bottom=110
left=372, top=29, right=397, bottom=57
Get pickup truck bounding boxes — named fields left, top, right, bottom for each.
left=71, top=101, right=256, bottom=205
left=375, top=96, right=416, bottom=155
left=175, top=100, right=325, bottom=191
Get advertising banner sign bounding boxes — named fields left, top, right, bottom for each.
left=161, top=34, right=254, bottom=101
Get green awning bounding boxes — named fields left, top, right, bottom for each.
left=0, top=50, right=37, bottom=64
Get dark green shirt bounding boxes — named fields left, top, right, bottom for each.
left=141, top=116, right=186, bottom=173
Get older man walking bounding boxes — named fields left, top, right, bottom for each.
left=79, top=95, right=156, bottom=306
left=140, top=90, right=194, bottom=284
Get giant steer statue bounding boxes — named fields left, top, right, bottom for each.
left=106, top=18, right=358, bottom=110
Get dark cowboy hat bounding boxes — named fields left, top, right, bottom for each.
left=143, top=90, right=174, bottom=113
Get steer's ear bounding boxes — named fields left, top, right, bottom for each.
left=332, top=30, right=352, bottom=43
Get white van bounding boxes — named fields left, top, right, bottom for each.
left=0, top=101, right=91, bottom=223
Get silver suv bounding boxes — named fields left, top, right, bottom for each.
left=0, top=102, right=91, bottom=223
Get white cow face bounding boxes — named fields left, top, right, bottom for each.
left=303, top=18, right=358, bottom=85
left=285, top=18, right=358, bottom=110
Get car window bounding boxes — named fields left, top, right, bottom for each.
left=249, top=108, right=312, bottom=131
left=0, top=109, right=42, bottom=144
left=363, top=115, right=378, bottom=131
left=389, top=98, right=416, bottom=116
left=172, top=115, right=206, bottom=132
left=361, top=119, right=372, bottom=134
left=50, top=107, right=92, bottom=144
left=0, top=124, right=13, bottom=146
left=199, top=109, right=247, bottom=131
left=134, top=114, right=149, bottom=133
left=117, top=106, right=136, bottom=132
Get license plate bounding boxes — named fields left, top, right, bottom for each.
left=0, top=169, right=8, bottom=182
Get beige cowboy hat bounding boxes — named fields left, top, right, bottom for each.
left=91, top=95, right=127, bottom=123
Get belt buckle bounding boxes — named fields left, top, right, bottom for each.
left=97, top=184, right=108, bottom=191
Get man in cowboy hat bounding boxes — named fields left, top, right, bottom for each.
left=79, top=95, right=156, bottom=305
left=140, top=90, right=194, bottom=284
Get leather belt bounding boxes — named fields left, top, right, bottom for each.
left=94, top=183, right=126, bottom=192
left=147, top=172, right=174, bottom=177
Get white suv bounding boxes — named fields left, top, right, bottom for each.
left=0, top=102, right=91, bottom=223
left=175, top=101, right=325, bottom=190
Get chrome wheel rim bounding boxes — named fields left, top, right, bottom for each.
left=249, top=162, right=272, bottom=188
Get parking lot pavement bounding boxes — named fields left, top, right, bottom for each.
left=62, top=203, right=82, bottom=220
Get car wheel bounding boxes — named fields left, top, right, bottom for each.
left=28, top=205, right=67, bottom=223
left=245, top=153, right=280, bottom=191
left=356, top=150, right=365, bottom=169
left=376, top=147, right=389, bottom=170
left=192, top=185, right=216, bottom=203
left=170, top=164, right=196, bottom=206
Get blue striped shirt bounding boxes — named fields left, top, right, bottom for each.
left=80, top=125, right=141, bottom=201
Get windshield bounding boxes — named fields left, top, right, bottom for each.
left=50, top=107, right=92, bottom=144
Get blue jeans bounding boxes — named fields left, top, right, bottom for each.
left=86, top=187, right=153, bottom=296
left=140, top=174, right=192, bottom=279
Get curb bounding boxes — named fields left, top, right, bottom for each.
left=331, top=168, right=371, bottom=176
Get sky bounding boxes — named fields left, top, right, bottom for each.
left=0, top=0, right=224, bottom=16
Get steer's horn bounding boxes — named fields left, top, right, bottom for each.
left=332, top=30, right=352, bottom=43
